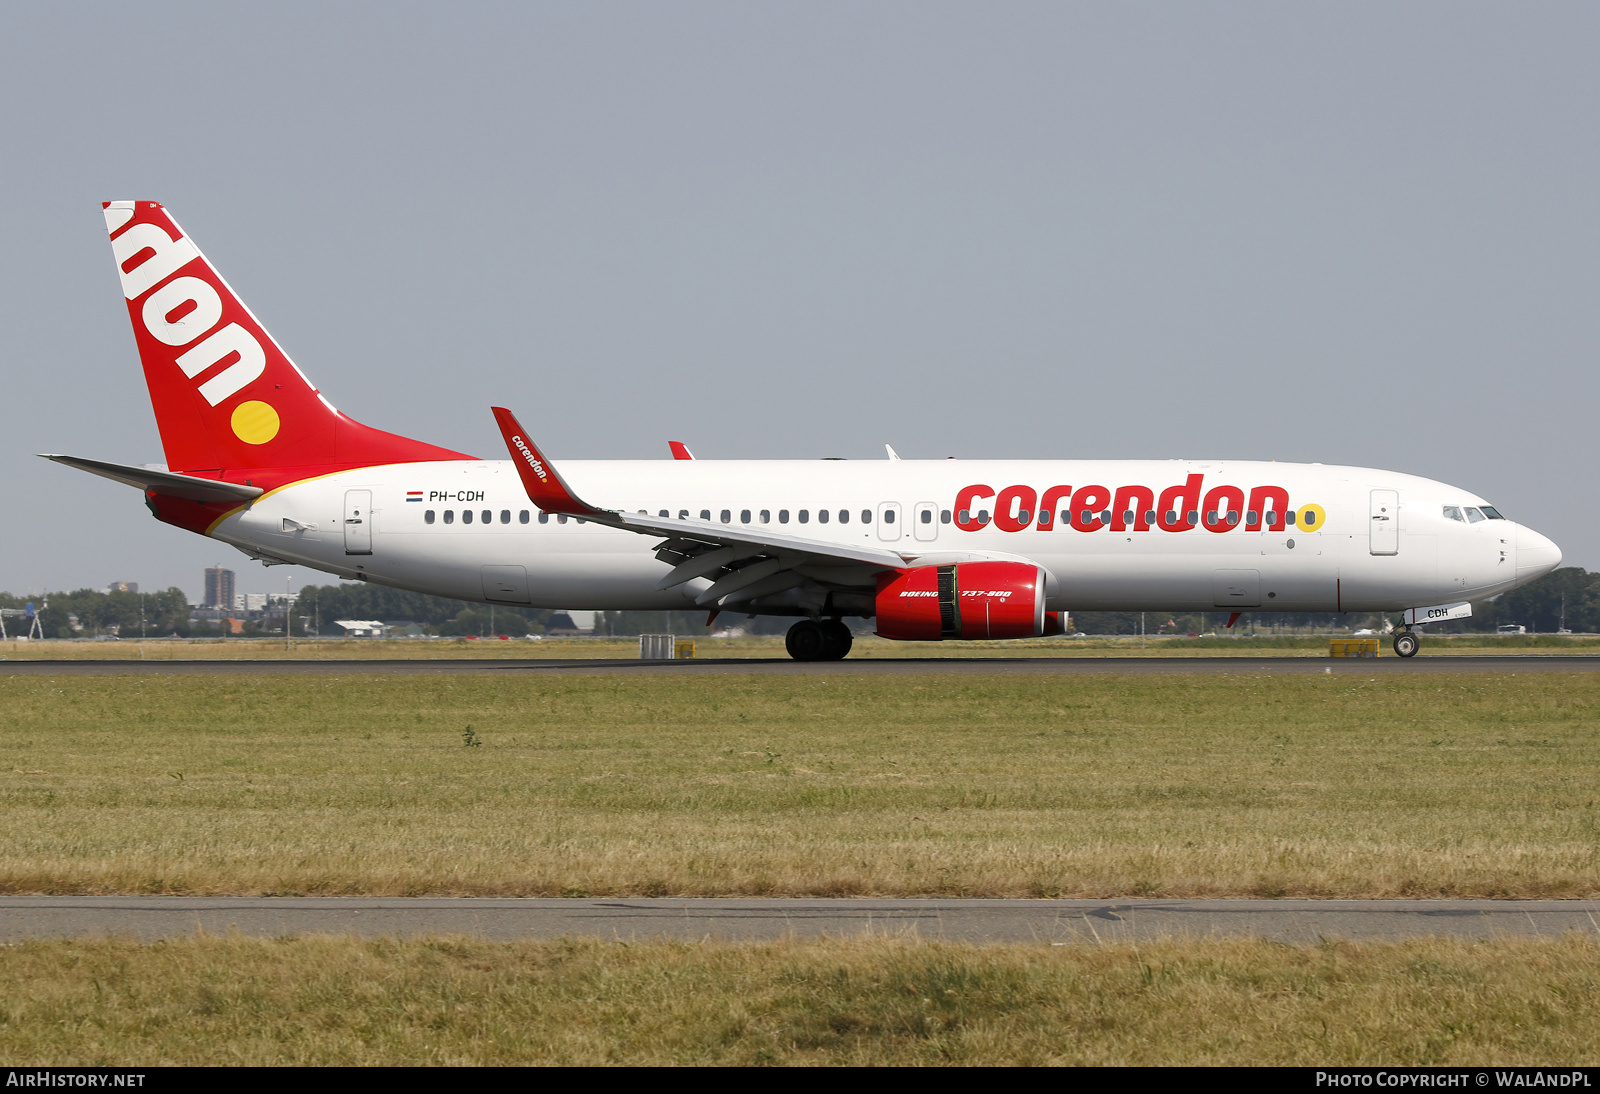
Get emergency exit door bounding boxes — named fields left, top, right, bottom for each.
left=1370, top=490, right=1398, bottom=556
left=344, top=490, right=372, bottom=555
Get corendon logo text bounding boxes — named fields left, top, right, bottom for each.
left=509, top=435, right=550, bottom=483
left=953, top=475, right=1322, bottom=533
left=106, top=205, right=265, bottom=408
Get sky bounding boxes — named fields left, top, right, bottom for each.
left=1, top=1, right=1596, bottom=601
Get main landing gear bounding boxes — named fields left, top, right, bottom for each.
left=786, top=619, right=854, bottom=662
left=1393, top=628, right=1420, bottom=658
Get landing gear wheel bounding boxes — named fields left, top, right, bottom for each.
left=820, top=620, right=854, bottom=661
left=785, top=620, right=829, bottom=662
left=1393, top=629, right=1420, bottom=658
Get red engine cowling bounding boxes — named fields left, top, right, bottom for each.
left=875, top=561, right=1049, bottom=641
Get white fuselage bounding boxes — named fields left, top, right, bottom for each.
left=211, top=458, right=1561, bottom=616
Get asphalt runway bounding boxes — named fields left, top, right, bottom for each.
left=1, top=897, right=1596, bottom=944
left=3, top=654, right=1599, bottom=676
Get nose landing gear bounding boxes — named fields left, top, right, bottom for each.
left=1393, top=628, right=1420, bottom=658
left=785, top=619, right=854, bottom=661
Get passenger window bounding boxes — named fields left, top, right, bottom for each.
left=920, top=509, right=932, bottom=524
left=839, top=510, right=849, bottom=524
left=1100, top=511, right=1111, bottom=524
left=978, top=509, right=989, bottom=525
left=500, top=510, right=511, bottom=524
left=1227, top=510, right=1239, bottom=525
left=659, top=510, right=669, bottom=518
left=884, top=510, right=895, bottom=524
left=558, top=514, right=568, bottom=524
left=462, top=510, right=473, bottom=525
left=1286, top=511, right=1297, bottom=526
left=1442, top=506, right=1465, bottom=522
left=520, top=511, right=530, bottom=524
left=1245, top=510, right=1257, bottom=525
left=959, top=509, right=970, bottom=523
left=538, top=511, right=549, bottom=524
left=740, top=509, right=751, bottom=524
left=1145, top=510, right=1156, bottom=524
left=779, top=509, right=790, bottom=524
left=1465, top=507, right=1486, bottom=523
left=1017, top=510, right=1032, bottom=524
left=1060, top=510, right=1070, bottom=526
left=1164, top=511, right=1176, bottom=524
left=425, top=510, right=436, bottom=524
left=720, top=510, right=731, bottom=524
left=1123, top=511, right=1134, bottom=525
left=819, top=509, right=830, bottom=524
left=863, top=510, right=872, bottom=524
left=482, top=510, right=492, bottom=524
left=679, top=510, right=689, bottom=520
left=444, top=510, right=455, bottom=524
left=1187, top=511, right=1199, bottom=526
left=1204, top=511, right=1217, bottom=526
left=940, top=510, right=950, bottom=524
left=799, top=510, right=810, bottom=524
left=700, top=510, right=711, bottom=521
left=760, top=510, right=770, bottom=523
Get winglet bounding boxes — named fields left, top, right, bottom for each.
left=669, top=441, right=694, bottom=460
left=491, top=407, right=607, bottom=517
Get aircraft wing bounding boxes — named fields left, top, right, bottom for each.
left=39, top=454, right=265, bottom=504
left=491, top=407, right=916, bottom=609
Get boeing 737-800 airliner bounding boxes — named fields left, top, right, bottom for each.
left=44, top=201, right=1562, bottom=660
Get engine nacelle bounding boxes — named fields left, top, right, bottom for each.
left=875, top=561, right=1049, bottom=641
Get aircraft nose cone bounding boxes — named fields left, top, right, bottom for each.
left=1516, top=525, right=1562, bottom=582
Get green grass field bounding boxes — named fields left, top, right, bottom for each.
left=3, top=672, right=1596, bottom=898
left=4, top=935, right=1596, bottom=1065
left=4, top=632, right=1598, bottom=660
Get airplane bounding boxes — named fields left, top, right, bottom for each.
left=43, top=201, right=1562, bottom=660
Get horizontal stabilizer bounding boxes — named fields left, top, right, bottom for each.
left=39, top=454, right=263, bottom=503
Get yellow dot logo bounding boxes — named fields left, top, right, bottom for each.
left=230, top=400, right=280, bottom=445
left=1297, top=503, right=1326, bottom=532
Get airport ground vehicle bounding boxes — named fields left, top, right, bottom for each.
left=46, top=202, right=1563, bottom=660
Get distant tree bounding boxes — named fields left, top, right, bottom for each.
left=1468, top=568, right=1599, bottom=633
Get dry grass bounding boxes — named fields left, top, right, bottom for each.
left=1, top=673, right=1597, bottom=898
left=5, top=634, right=1598, bottom=660
left=1, top=934, right=1596, bottom=1065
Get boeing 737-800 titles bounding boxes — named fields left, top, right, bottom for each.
left=44, top=201, right=1562, bottom=660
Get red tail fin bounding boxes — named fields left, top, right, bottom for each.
left=103, top=201, right=472, bottom=474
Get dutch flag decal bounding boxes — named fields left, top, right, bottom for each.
left=406, top=491, right=424, bottom=502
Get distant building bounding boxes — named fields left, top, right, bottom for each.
left=237, top=593, right=271, bottom=612
left=546, top=610, right=596, bottom=635
left=106, top=581, right=138, bottom=594
left=333, top=619, right=387, bottom=637
left=204, top=567, right=235, bottom=609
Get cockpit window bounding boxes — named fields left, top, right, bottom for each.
left=1480, top=506, right=1505, bottom=520
left=1465, top=507, right=1486, bottom=523
left=1442, top=506, right=1465, bottom=522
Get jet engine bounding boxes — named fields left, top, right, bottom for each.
left=875, top=560, right=1057, bottom=641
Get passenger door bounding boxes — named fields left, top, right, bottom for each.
left=913, top=501, right=939, bottom=542
left=1370, top=490, right=1399, bottom=555
left=343, top=490, right=372, bottom=555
